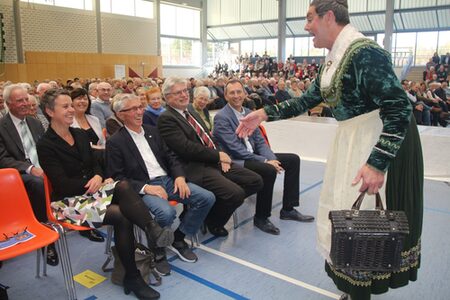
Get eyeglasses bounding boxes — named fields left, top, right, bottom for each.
left=120, top=105, right=145, bottom=113
left=167, top=88, right=189, bottom=97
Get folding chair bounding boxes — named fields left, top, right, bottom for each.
left=0, top=169, right=73, bottom=299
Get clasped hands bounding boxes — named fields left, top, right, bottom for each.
left=144, top=177, right=191, bottom=200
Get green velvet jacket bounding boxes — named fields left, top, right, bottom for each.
left=265, top=40, right=412, bottom=172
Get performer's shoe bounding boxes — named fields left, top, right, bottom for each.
left=206, top=224, right=228, bottom=237
left=280, top=208, right=315, bottom=222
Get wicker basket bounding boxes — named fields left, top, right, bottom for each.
left=329, top=192, right=409, bottom=272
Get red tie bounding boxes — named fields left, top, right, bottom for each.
left=184, top=111, right=216, bottom=149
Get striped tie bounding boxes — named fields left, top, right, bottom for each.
left=184, top=111, right=216, bottom=149
left=19, top=120, right=40, bottom=167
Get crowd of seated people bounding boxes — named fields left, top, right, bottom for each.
left=0, top=74, right=316, bottom=299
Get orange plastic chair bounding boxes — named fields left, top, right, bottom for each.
left=0, top=169, right=73, bottom=299
left=44, top=174, right=91, bottom=300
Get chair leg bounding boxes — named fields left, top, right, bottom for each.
left=233, top=211, right=239, bottom=229
left=42, top=246, right=48, bottom=276
left=50, top=223, right=77, bottom=300
left=101, top=226, right=114, bottom=272
left=35, top=249, right=41, bottom=278
left=134, top=225, right=143, bottom=244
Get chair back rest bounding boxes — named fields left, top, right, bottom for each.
left=43, top=174, right=57, bottom=223
left=0, top=168, right=39, bottom=233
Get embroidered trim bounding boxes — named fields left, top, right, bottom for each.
left=320, top=38, right=389, bottom=108
left=328, top=239, right=421, bottom=287
left=373, top=146, right=396, bottom=157
left=381, top=132, right=404, bottom=139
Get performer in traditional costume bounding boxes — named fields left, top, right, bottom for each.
left=236, top=1, right=423, bottom=299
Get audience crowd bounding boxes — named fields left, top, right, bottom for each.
left=0, top=51, right=448, bottom=299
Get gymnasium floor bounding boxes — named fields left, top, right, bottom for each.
left=1, top=160, right=449, bottom=300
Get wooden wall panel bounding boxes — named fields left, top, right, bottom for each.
left=0, top=51, right=162, bottom=82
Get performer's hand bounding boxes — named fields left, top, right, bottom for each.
left=85, top=174, right=103, bottom=194
left=352, top=164, right=385, bottom=195
left=266, top=160, right=284, bottom=173
left=144, top=185, right=168, bottom=200
left=236, top=109, right=268, bottom=138
left=173, top=177, right=191, bottom=199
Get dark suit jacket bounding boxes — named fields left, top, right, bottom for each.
left=157, top=106, right=220, bottom=184
left=0, top=113, right=45, bottom=173
left=213, top=104, right=276, bottom=166
left=106, top=125, right=185, bottom=194
left=36, top=127, right=103, bottom=200
left=142, top=110, right=159, bottom=127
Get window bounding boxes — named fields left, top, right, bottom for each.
left=438, top=31, right=450, bottom=57
left=100, top=0, right=153, bottom=18
left=241, top=40, right=253, bottom=56
left=161, top=38, right=201, bottom=66
left=294, top=37, right=309, bottom=57
left=160, top=4, right=200, bottom=39
left=285, top=38, right=294, bottom=60
left=21, top=0, right=93, bottom=10
left=416, top=31, right=438, bottom=65
left=266, top=39, right=278, bottom=57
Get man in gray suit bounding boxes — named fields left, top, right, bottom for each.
left=0, top=84, right=58, bottom=266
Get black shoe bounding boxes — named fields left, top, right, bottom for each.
left=280, top=209, right=315, bottom=222
left=123, top=272, right=160, bottom=300
left=339, top=293, right=351, bottom=300
left=169, top=240, right=198, bottom=263
left=79, top=229, right=105, bottom=242
left=253, top=217, right=280, bottom=235
left=206, top=225, right=228, bottom=237
left=154, top=248, right=171, bottom=276
left=145, top=221, right=174, bottom=249
left=46, top=243, right=59, bottom=266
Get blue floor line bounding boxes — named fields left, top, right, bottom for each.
left=424, top=206, right=450, bottom=215
left=170, top=265, right=250, bottom=300
left=83, top=296, right=97, bottom=300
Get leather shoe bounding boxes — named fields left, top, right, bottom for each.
left=46, top=243, right=59, bottom=266
left=207, top=225, right=228, bottom=237
left=79, top=229, right=105, bottom=242
left=280, top=208, right=314, bottom=222
left=253, top=217, right=280, bottom=235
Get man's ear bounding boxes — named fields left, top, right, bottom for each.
left=325, top=10, right=336, bottom=24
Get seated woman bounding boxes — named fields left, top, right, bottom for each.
left=37, top=89, right=173, bottom=300
left=143, top=87, right=165, bottom=127
left=70, top=88, right=105, bottom=149
left=188, top=86, right=213, bottom=131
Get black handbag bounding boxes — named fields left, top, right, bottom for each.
left=110, top=243, right=162, bottom=286
left=329, top=192, right=409, bottom=272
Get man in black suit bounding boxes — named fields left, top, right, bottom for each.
left=106, top=94, right=215, bottom=276
left=0, top=84, right=57, bottom=266
left=157, top=77, right=263, bottom=237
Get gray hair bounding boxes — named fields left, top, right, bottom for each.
left=193, top=86, right=210, bottom=99
left=40, top=89, right=70, bottom=120
left=3, top=84, right=27, bottom=104
left=88, top=82, right=98, bottom=92
left=36, top=83, right=52, bottom=95
left=161, top=77, right=187, bottom=97
left=310, top=0, right=349, bottom=26
left=111, top=93, right=139, bottom=113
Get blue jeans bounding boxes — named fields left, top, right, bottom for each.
left=142, top=176, right=215, bottom=236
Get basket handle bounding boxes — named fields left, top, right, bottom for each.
left=351, top=192, right=384, bottom=210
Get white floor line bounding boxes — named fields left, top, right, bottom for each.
left=197, top=244, right=340, bottom=299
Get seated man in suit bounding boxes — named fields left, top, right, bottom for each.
left=0, top=84, right=58, bottom=265
left=213, top=79, right=314, bottom=235
left=157, top=77, right=263, bottom=237
left=106, top=93, right=215, bottom=276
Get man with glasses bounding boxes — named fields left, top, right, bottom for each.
left=157, top=77, right=263, bottom=237
left=106, top=93, right=215, bottom=276
left=91, top=82, right=113, bottom=128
